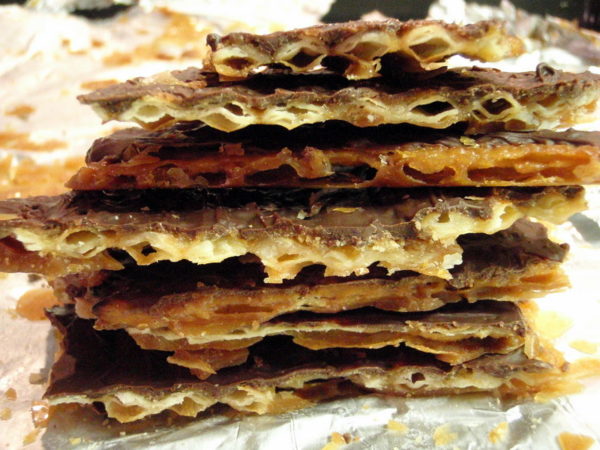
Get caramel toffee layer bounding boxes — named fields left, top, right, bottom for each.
left=69, top=122, right=600, bottom=190
left=206, top=19, right=523, bottom=79
left=78, top=66, right=600, bottom=133
left=127, top=300, right=532, bottom=375
left=55, top=219, right=568, bottom=343
left=45, top=306, right=562, bottom=422
left=0, top=187, right=582, bottom=281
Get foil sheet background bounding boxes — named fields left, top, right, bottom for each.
left=0, top=1, right=599, bottom=448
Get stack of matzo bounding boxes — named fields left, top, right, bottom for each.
left=0, top=19, right=599, bottom=423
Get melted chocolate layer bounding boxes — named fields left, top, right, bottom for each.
left=0, top=187, right=577, bottom=246
left=77, top=66, right=600, bottom=134
left=206, top=20, right=507, bottom=54
left=80, top=67, right=600, bottom=114
left=69, top=122, right=600, bottom=190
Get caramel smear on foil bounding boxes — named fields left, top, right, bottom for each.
left=557, top=432, right=595, bottom=450
left=433, top=424, right=458, bottom=447
left=0, top=155, right=83, bottom=200
left=16, top=288, right=60, bottom=321
left=569, top=340, right=598, bottom=355
left=103, top=10, right=212, bottom=66
left=488, top=421, right=509, bottom=444
left=0, top=130, right=66, bottom=152
left=5, top=104, right=35, bottom=121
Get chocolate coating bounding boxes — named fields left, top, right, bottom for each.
left=76, top=66, right=600, bottom=136
left=68, top=121, right=600, bottom=191
left=57, top=219, right=567, bottom=303
left=206, top=19, right=509, bottom=55
left=79, top=67, right=600, bottom=116
left=0, top=187, right=577, bottom=247
left=84, top=122, right=600, bottom=165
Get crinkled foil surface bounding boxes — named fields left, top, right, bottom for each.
left=0, top=0, right=599, bottom=448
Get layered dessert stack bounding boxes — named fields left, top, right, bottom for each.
left=1, top=19, right=600, bottom=423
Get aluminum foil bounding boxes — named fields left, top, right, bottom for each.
left=0, top=1, right=599, bottom=449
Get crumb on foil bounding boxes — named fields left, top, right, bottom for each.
left=433, top=424, right=458, bottom=447
left=322, top=432, right=358, bottom=450
left=5, top=388, right=17, bottom=401
left=557, top=432, right=595, bottom=450
left=387, top=420, right=408, bottom=434
left=29, top=372, right=46, bottom=385
left=488, top=421, right=509, bottom=444
left=0, top=408, right=12, bottom=421
left=5, top=104, right=35, bottom=121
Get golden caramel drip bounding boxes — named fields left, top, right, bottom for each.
left=16, top=288, right=60, bottom=321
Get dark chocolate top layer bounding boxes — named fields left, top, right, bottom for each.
left=206, top=19, right=508, bottom=56
left=204, top=19, right=525, bottom=80
left=45, top=306, right=549, bottom=399
left=452, top=218, right=569, bottom=288
left=79, top=66, right=600, bottom=113
left=0, top=187, right=577, bottom=246
left=206, top=19, right=502, bottom=47
left=67, top=120, right=600, bottom=190
left=84, top=122, right=600, bottom=165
